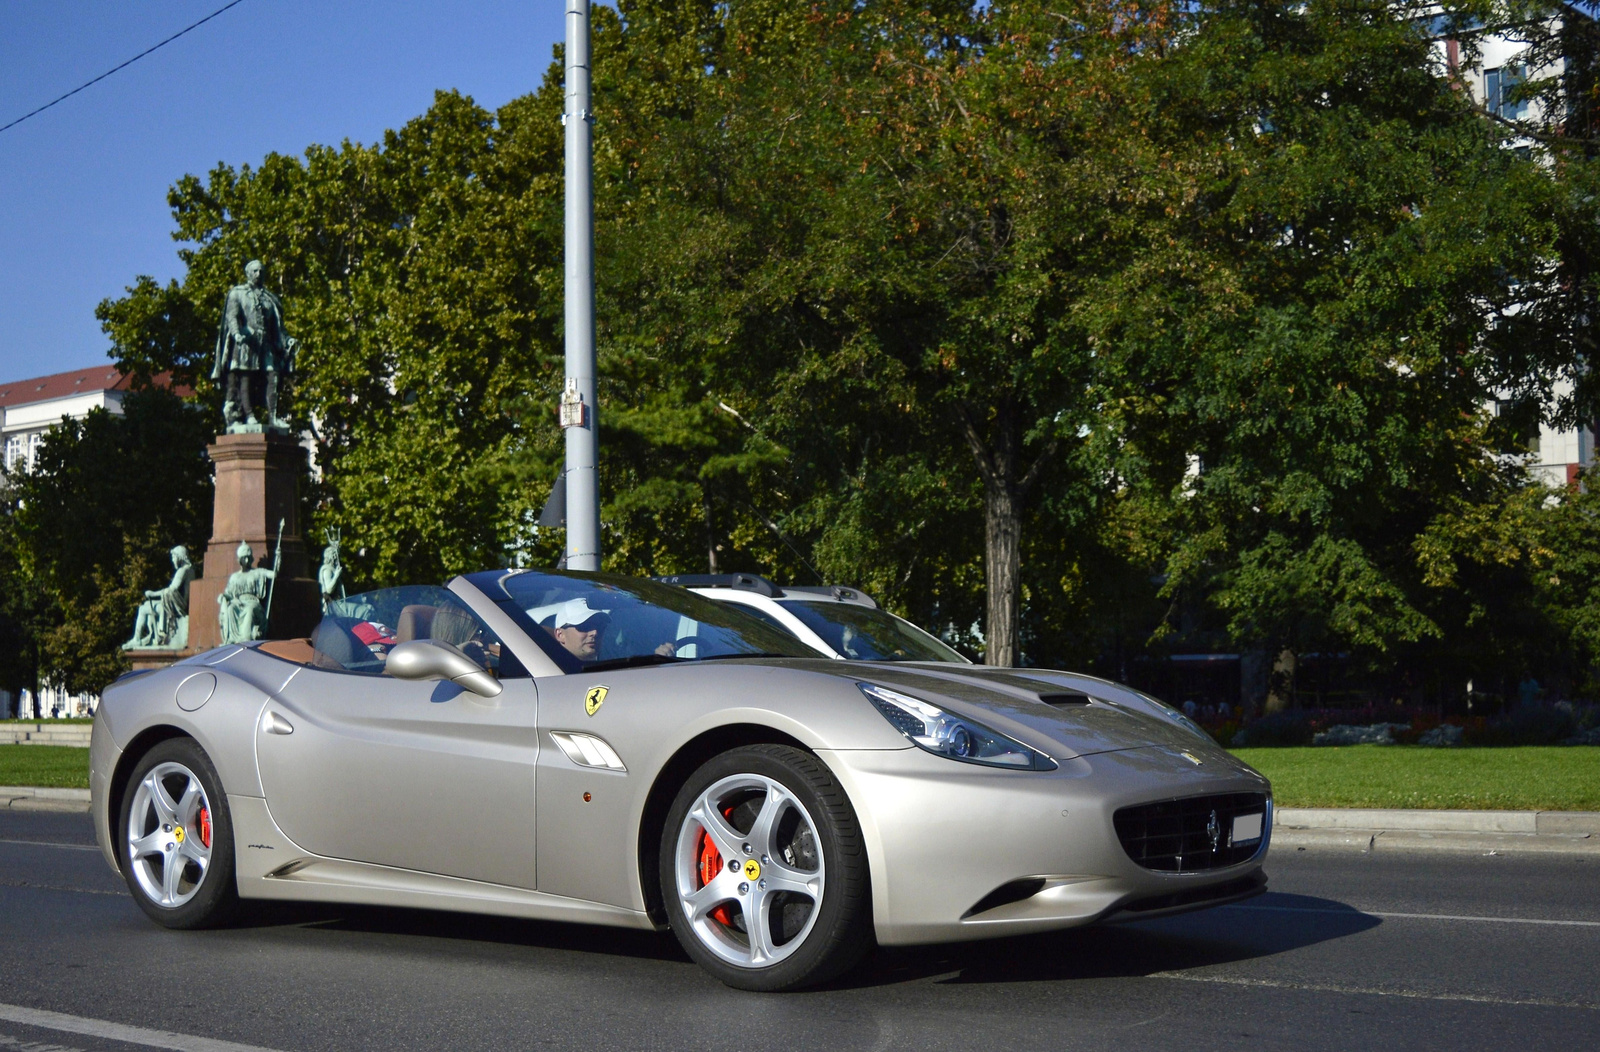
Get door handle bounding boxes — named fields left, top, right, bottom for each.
left=263, top=711, right=294, bottom=735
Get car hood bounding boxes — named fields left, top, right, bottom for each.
left=817, top=662, right=1227, bottom=761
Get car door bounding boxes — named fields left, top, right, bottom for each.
left=531, top=666, right=651, bottom=909
left=256, top=586, right=539, bottom=889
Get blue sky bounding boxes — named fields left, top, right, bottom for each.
left=0, top=0, right=568, bottom=385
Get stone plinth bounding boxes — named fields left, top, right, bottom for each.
left=187, top=432, right=320, bottom=650
left=126, top=649, right=189, bottom=673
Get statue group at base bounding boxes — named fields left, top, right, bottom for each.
left=218, top=541, right=277, bottom=644
left=124, top=546, right=193, bottom=650
left=213, top=259, right=298, bottom=435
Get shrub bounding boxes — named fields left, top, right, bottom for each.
left=1231, top=711, right=1315, bottom=747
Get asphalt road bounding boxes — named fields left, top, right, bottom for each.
left=1, top=810, right=1596, bottom=1052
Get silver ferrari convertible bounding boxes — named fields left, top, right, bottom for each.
left=90, top=569, right=1272, bottom=991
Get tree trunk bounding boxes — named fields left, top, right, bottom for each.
left=955, top=399, right=1056, bottom=668
left=982, top=477, right=1022, bottom=666
left=703, top=496, right=719, bottom=574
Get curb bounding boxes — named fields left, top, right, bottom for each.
left=1273, top=808, right=1600, bottom=856
left=0, top=786, right=91, bottom=813
left=1, top=723, right=93, bottom=747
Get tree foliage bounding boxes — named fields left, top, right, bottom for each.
left=67, top=0, right=1599, bottom=703
left=0, top=390, right=212, bottom=695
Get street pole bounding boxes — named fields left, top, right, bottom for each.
left=562, top=0, right=601, bottom=571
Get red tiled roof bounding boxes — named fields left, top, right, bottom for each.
left=0, top=365, right=131, bottom=409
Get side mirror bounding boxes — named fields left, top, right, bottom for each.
left=386, top=639, right=503, bottom=698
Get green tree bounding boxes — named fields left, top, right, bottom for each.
left=588, top=0, right=1190, bottom=662
left=1, top=389, right=213, bottom=695
left=1078, top=1, right=1562, bottom=703
left=100, top=91, right=571, bottom=588
left=92, top=0, right=1581, bottom=698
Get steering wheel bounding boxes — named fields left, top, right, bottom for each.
left=670, top=634, right=714, bottom=657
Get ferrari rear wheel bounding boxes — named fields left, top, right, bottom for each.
left=661, top=745, right=871, bottom=991
left=119, top=737, right=239, bottom=929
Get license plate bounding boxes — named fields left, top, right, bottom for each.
left=1231, top=812, right=1263, bottom=846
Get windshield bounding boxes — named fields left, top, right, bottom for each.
left=776, top=599, right=969, bottom=663
left=489, top=571, right=816, bottom=673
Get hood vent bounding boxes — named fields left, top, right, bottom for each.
left=1038, top=693, right=1092, bottom=707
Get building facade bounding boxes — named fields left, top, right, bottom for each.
left=0, top=364, right=133, bottom=478
left=1437, top=10, right=1599, bottom=487
left=0, top=365, right=135, bottom=718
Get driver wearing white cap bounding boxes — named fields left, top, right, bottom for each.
left=553, top=598, right=611, bottom=660
left=550, top=596, right=681, bottom=662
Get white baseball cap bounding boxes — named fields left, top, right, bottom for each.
left=554, top=597, right=611, bottom=629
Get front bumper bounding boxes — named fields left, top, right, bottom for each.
left=817, top=744, right=1271, bottom=945
left=89, top=709, right=123, bottom=877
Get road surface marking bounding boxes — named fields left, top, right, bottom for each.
left=0, top=1006, right=287, bottom=1052
left=1, top=1030, right=87, bottom=1050
left=1149, top=972, right=1598, bottom=1009
left=0, top=839, right=99, bottom=852
left=1225, top=903, right=1600, bottom=928
left=0, top=879, right=120, bottom=897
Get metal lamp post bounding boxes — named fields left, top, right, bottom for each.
left=561, top=0, right=601, bottom=570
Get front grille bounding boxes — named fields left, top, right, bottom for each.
left=1113, top=792, right=1268, bottom=872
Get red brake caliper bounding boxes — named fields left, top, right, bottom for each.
left=198, top=807, right=212, bottom=850
left=695, top=810, right=735, bottom=926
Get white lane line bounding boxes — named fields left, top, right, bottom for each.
left=0, top=1005, right=288, bottom=1052
left=0, top=838, right=99, bottom=852
left=1149, top=972, right=1599, bottom=1010
left=1224, top=903, right=1600, bottom=928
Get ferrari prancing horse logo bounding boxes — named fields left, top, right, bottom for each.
left=584, top=685, right=609, bottom=717
left=743, top=859, right=761, bottom=881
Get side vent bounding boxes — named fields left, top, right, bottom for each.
left=550, top=731, right=627, bottom=771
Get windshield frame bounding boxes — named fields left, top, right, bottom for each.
left=470, top=569, right=817, bottom=674
left=775, top=598, right=971, bottom=663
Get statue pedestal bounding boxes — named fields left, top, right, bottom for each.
left=126, top=648, right=191, bottom=672
left=187, top=433, right=320, bottom=650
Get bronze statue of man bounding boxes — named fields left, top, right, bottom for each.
left=212, top=259, right=295, bottom=432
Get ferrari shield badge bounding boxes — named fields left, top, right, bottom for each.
left=584, top=685, right=609, bottom=717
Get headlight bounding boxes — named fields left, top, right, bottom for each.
left=859, top=683, right=1057, bottom=771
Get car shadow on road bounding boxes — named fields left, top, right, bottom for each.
left=839, top=891, right=1381, bottom=988
left=233, top=900, right=689, bottom=963
left=225, top=890, right=1378, bottom=986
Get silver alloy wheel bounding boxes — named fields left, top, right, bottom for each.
left=126, top=761, right=213, bottom=909
left=674, top=772, right=826, bottom=968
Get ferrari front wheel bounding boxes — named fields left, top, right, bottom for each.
left=661, top=744, right=871, bottom=991
left=119, top=737, right=239, bottom=929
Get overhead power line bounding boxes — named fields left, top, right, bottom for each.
left=0, top=0, right=252, bottom=135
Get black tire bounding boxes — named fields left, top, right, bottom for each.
left=118, top=737, right=240, bottom=929
left=660, top=744, right=872, bottom=991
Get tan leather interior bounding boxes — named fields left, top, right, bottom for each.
left=394, top=605, right=436, bottom=643
left=258, top=638, right=315, bottom=664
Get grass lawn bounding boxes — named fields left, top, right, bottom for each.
left=0, top=745, right=90, bottom=789
left=1232, top=745, right=1600, bottom=811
